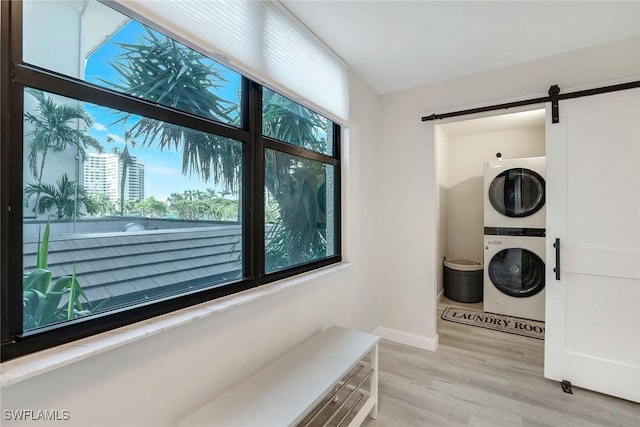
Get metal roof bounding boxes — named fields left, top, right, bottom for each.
left=23, top=225, right=243, bottom=307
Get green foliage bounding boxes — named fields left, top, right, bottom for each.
left=24, top=89, right=103, bottom=214
left=101, top=191, right=240, bottom=220
left=87, top=193, right=117, bottom=216
left=133, top=197, right=168, bottom=218
left=24, top=88, right=104, bottom=177
left=264, top=156, right=328, bottom=271
left=166, top=189, right=239, bottom=221
left=262, top=88, right=331, bottom=154
left=23, top=222, right=101, bottom=330
left=105, top=27, right=237, bottom=124
left=24, top=174, right=97, bottom=220
left=105, top=27, right=242, bottom=188
left=106, top=28, right=331, bottom=273
left=263, top=92, right=331, bottom=271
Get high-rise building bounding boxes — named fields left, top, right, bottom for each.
left=84, top=153, right=145, bottom=205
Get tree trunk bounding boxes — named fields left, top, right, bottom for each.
left=33, top=149, right=49, bottom=216
left=120, top=164, right=128, bottom=216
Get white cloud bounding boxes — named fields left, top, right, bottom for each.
left=92, top=122, right=108, bottom=132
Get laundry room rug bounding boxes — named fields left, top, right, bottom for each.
left=441, top=307, right=545, bottom=340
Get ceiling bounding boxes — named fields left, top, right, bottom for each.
left=281, top=1, right=640, bottom=94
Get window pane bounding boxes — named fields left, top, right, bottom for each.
left=263, top=88, right=333, bottom=156
left=23, top=0, right=242, bottom=127
left=22, top=88, right=243, bottom=331
left=265, top=149, right=335, bottom=272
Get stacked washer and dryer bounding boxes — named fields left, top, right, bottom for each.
left=483, top=157, right=546, bottom=322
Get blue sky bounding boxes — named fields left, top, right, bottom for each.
left=84, top=20, right=242, bottom=201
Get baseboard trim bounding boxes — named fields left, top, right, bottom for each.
left=374, top=327, right=439, bottom=352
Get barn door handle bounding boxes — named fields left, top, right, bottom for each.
left=553, top=238, right=560, bottom=280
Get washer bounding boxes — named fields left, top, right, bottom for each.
left=483, top=234, right=545, bottom=321
left=484, top=156, right=546, bottom=230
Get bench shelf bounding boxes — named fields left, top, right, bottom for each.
left=177, top=326, right=379, bottom=427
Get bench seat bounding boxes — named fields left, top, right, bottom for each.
left=177, top=325, right=379, bottom=427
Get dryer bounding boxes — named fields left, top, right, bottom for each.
left=483, top=234, right=545, bottom=321
left=484, top=157, right=546, bottom=230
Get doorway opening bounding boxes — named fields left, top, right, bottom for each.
left=434, top=107, right=546, bottom=340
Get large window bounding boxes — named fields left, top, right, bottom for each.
left=1, top=0, right=341, bottom=360
left=262, top=90, right=338, bottom=272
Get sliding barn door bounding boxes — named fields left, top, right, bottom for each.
left=545, top=87, right=640, bottom=402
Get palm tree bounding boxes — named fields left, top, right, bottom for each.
left=106, top=28, right=331, bottom=270
left=105, top=27, right=241, bottom=188
left=107, top=131, right=136, bottom=215
left=262, top=89, right=329, bottom=154
left=24, top=174, right=97, bottom=220
left=24, top=89, right=103, bottom=212
left=262, top=90, right=331, bottom=270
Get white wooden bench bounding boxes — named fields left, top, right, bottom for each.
left=177, top=325, right=380, bottom=427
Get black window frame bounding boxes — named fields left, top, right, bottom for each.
left=0, top=0, right=341, bottom=361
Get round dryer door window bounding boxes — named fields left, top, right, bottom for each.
left=488, top=168, right=545, bottom=217
left=488, top=248, right=545, bottom=297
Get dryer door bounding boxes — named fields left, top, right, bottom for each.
left=488, top=248, right=545, bottom=297
left=488, top=168, right=545, bottom=218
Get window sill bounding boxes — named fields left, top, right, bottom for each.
left=0, top=263, right=350, bottom=387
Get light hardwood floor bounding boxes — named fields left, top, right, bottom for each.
left=362, top=297, right=639, bottom=427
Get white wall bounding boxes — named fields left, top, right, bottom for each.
left=378, top=36, right=640, bottom=347
left=435, top=127, right=449, bottom=298
left=1, top=73, right=383, bottom=427
left=22, top=2, right=84, bottom=217
left=444, top=126, right=545, bottom=262
left=375, top=112, right=439, bottom=349
left=23, top=1, right=82, bottom=78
